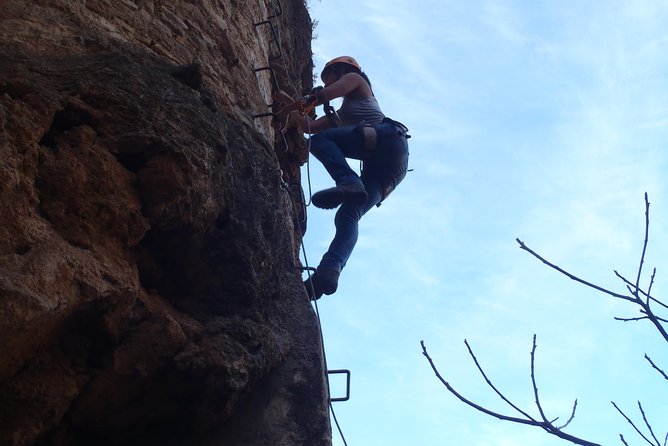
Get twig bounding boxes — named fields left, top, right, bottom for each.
left=530, top=335, right=550, bottom=424
left=617, top=314, right=668, bottom=324
left=427, top=195, right=667, bottom=446
left=634, top=193, right=651, bottom=298
left=612, top=401, right=656, bottom=446
left=517, top=239, right=668, bottom=343
left=557, top=400, right=578, bottom=430
left=528, top=336, right=578, bottom=431
left=420, top=341, right=537, bottom=426
left=652, top=299, right=668, bottom=310
left=644, top=354, right=668, bottom=381
left=647, top=268, right=656, bottom=305
left=615, top=316, right=651, bottom=322
left=616, top=270, right=649, bottom=297
left=639, top=401, right=661, bottom=446
left=421, top=340, right=603, bottom=446
left=464, top=339, right=537, bottom=422
left=615, top=269, right=668, bottom=310
left=516, top=239, right=636, bottom=304
left=651, top=298, right=668, bottom=310
left=630, top=310, right=668, bottom=323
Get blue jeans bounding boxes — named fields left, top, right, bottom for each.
left=309, top=121, right=409, bottom=272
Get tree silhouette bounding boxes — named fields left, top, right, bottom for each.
left=422, top=193, right=667, bottom=446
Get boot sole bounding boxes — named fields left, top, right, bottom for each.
left=312, top=189, right=368, bottom=209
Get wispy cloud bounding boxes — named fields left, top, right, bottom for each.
left=306, top=2, right=668, bottom=445
left=481, top=1, right=529, bottom=45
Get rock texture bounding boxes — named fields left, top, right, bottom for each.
left=0, top=1, right=328, bottom=445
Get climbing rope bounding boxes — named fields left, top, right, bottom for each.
left=290, top=118, right=349, bottom=446
left=299, top=227, right=348, bottom=446
left=250, top=3, right=350, bottom=444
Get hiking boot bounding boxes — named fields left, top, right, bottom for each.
left=303, top=268, right=340, bottom=300
left=312, top=182, right=367, bottom=209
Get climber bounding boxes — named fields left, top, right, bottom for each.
left=290, top=56, right=410, bottom=300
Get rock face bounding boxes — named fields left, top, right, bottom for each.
left=0, top=1, right=329, bottom=445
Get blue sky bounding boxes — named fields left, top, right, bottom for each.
left=301, top=1, right=668, bottom=445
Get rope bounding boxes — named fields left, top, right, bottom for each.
left=298, top=221, right=348, bottom=446
left=292, top=119, right=348, bottom=446
left=253, top=4, right=350, bottom=443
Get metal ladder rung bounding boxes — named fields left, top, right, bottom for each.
left=328, top=369, right=351, bottom=402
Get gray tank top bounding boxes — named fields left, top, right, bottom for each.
left=337, top=95, right=386, bottom=126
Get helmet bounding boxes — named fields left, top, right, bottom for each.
left=321, top=56, right=361, bottom=80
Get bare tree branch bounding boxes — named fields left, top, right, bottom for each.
left=615, top=269, right=668, bottom=310
left=518, top=195, right=668, bottom=444
left=420, top=340, right=537, bottom=426
left=647, top=268, right=657, bottom=306
left=644, top=354, right=668, bottom=381
left=617, top=315, right=668, bottom=323
left=464, top=339, right=537, bottom=422
left=426, top=195, right=665, bottom=446
left=530, top=335, right=551, bottom=425
left=651, top=298, right=668, bottom=311
left=421, top=340, right=602, bottom=446
left=615, top=316, right=652, bottom=322
left=516, top=238, right=636, bottom=303
left=612, top=401, right=657, bottom=446
left=639, top=401, right=662, bottom=446
left=616, top=270, right=647, bottom=296
left=516, top=238, right=668, bottom=343
left=529, top=336, right=578, bottom=431
left=557, top=400, right=578, bottom=430
left=634, top=193, right=651, bottom=298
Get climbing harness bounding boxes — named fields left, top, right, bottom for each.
left=355, top=117, right=411, bottom=158
left=356, top=118, right=411, bottom=206
left=359, top=124, right=377, bottom=158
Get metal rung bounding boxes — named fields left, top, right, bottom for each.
left=253, top=20, right=282, bottom=60
left=267, top=0, right=283, bottom=19
left=253, top=66, right=279, bottom=93
left=299, top=266, right=316, bottom=273
left=252, top=66, right=280, bottom=119
left=328, top=369, right=351, bottom=402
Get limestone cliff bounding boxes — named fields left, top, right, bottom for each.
left=0, top=1, right=329, bottom=445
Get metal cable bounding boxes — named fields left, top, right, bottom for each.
left=290, top=118, right=348, bottom=446
left=251, top=3, right=350, bottom=443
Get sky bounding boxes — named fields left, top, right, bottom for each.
left=299, top=1, right=668, bottom=445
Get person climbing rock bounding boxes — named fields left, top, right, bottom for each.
left=291, top=56, right=410, bottom=300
